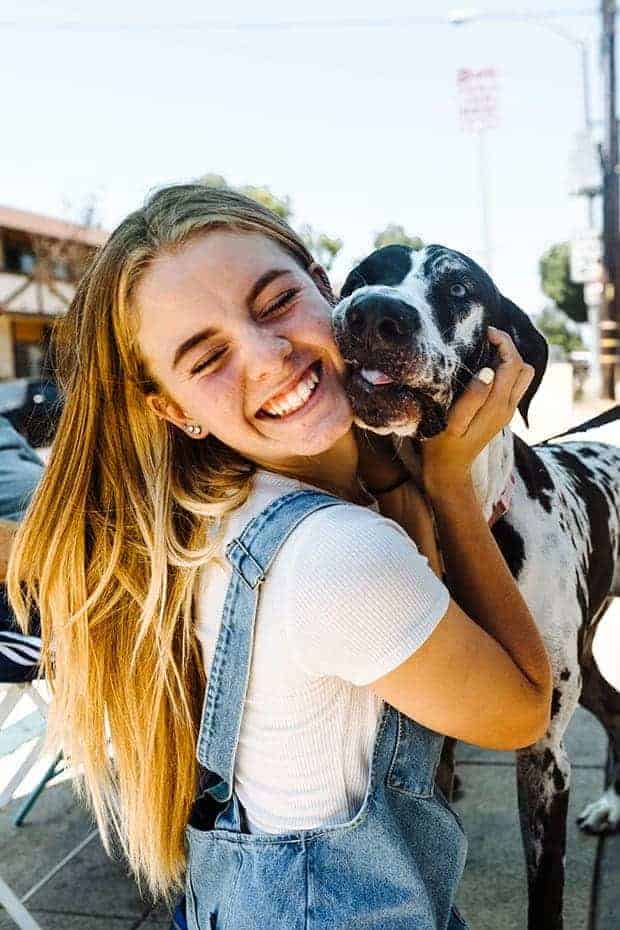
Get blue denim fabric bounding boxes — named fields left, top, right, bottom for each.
left=186, top=490, right=468, bottom=930
left=0, top=415, right=44, bottom=521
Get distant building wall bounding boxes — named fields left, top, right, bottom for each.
left=0, top=205, right=107, bottom=382
left=0, top=316, right=14, bottom=379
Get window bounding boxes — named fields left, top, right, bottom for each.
left=3, top=238, right=36, bottom=275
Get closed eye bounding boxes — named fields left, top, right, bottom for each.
left=190, top=288, right=301, bottom=376
left=191, top=348, right=227, bottom=376
left=260, top=287, right=300, bottom=317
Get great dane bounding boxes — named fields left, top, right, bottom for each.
left=332, top=243, right=620, bottom=930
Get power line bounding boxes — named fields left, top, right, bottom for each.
left=0, top=10, right=599, bottom=34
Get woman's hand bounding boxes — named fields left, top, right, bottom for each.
left=422, top=327, right=534, bottom=493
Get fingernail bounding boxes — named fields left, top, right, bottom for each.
left=477, top=367, right=495, bottom=385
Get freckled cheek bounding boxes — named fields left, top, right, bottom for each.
left=190, top=371, right=245, bottom=428
left=305, top=314, right=346, bottom=373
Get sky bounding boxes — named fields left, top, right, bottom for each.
left=0, top=1, right=601, bottom=313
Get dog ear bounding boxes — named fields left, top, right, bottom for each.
left=340, top=268, right=367, bottom=299
left=497, top=295, right=548, bottom=428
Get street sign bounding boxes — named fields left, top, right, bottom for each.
left=570, top=231, right=603, bottom=283
left=568, top=131, right=601, bottom=198
left=457, top=67, right=500, bottom=133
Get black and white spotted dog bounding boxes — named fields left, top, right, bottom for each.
left=332, top=244, right=620, bottom=930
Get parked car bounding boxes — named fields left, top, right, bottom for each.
left=0, top=377, right=63, bottom=447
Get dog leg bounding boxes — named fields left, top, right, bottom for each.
left=516, top=738, right=571, bottom=930
left=578, top=658, right=620, bottom=832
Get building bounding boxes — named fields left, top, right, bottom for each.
left=0, top=206, right=108, bottom=380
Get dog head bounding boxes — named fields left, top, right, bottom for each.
left=332, top=244, right=548, bottom=438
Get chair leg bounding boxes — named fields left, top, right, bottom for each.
left=0, top=875, right=44, bottom=930
left=13, top=751, right=64, bottom=827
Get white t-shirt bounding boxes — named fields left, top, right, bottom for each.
left=194, top=469, right=449, bottom=834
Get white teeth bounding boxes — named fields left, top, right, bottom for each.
left=261, top=366, right=320, bottom=417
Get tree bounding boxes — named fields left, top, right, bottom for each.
left=299, top=225, right=343, bottom=271
left=240, top=185, right=292, bottom=221
left=198, top=175, right=292, bottom=221
left=539, top=242, right=587, bottom=324
left=534, top=305, right=585, bottom=357
left=197, top=174, right=342, bottom=268
left=373, top=224, right=423, bottom=251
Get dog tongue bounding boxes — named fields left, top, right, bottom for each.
left=360, top=368, right=394, bottom=385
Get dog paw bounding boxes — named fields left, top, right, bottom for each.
left=577, top=787, right=620, bottom=834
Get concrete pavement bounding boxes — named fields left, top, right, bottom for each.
left=1, top=704, right=617, bottom=930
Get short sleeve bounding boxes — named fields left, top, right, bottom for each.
left=281, top=504, right=450, bottom=686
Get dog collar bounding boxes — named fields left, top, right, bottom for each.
left=488, top=471, right=516, bottom=527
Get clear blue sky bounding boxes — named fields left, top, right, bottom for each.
left=1, top=1, right=600, bottom=312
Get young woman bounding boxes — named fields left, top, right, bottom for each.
left=7, top=184, right=552, bottom=930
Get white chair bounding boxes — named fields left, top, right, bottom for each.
left=0, top=681, right=98, bottom=930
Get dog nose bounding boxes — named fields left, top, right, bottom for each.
left=345, top=296, right=417, bottom=347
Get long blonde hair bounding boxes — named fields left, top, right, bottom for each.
left=6, top=183, right=318, bottom=901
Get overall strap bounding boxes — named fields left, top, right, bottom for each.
left=196, top=489, right=344, bottom=802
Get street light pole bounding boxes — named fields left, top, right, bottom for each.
left=449, top=7, right=608, bottom=396
left=600, top=0, right=619, bottom=399
left=449, top=9, right=594, bottom=223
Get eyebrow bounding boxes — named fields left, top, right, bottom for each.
left=172, top=267, right=293, bottom=370
left=244, top=267, right=291, bottom=308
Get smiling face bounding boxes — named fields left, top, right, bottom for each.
left=134, top=230, right=354, bottom=470
left=332, top=244, right=501, bottom=438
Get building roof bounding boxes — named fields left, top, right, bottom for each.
left=0, top=205, right=108, bottom=248
left=0, top=272, right=73, bottom=317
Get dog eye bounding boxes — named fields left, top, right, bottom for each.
left=450, top=283, right=467, bottom=298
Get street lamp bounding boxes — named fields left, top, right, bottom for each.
left=448, top=8, right=593, bottom=160
left=448, top=6, right=606, bottom=395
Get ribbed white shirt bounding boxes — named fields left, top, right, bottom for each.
left=194, top=469, right=449, bottom=834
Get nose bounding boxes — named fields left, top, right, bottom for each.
left=243, top=330, right=293, bottom=382
left=345, top=296, right=418, bottom=347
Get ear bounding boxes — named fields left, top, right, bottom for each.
left=308, top=262, right=336, bottom=306
left=145, top=393, right=208, bottom=438
left=497, top=295, right=548, bottom=427
left=340, top=268, right=367, bottom=299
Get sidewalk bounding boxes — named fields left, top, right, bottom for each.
left=1, top=701, right=617, bottom=930
left=455, top=704, right=618, bottom=930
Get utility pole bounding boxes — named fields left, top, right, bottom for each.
left=600, top=0, right=619, bottom=399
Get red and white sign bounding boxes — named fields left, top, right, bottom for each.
left=457, top=67, right=500, bottom=133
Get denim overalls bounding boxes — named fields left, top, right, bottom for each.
left=185, top=490, right=469, bottom=930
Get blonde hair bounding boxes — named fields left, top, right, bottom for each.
left=6, top=183, right=319, bottom=901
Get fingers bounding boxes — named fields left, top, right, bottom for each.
left=509, top=362, right=535, bottom=409
left=441, top=327, right=535, bottom=444
left=444, top=366, right=496, bottom=436
left=487, top=324, right=518, bottom=361
left=487, top=326, right=532, bottom=408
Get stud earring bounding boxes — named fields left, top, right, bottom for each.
left=185, top=423, right=202, bottom=435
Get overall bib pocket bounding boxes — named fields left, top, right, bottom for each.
left=185, top=829, right=242, bottom=930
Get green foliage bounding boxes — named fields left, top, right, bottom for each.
left=539, top=242, right=587, bottom=324
left=197, top=174, right=292, bottom=221
left=239, top=186, right=292, bottom=221
left=299, top=225, right=343, bottom=271
left=373, top=224, right=423, bottom=251
left=197, top=173, right=341, bottom=268
left=534, top=305, right=585, bottom=357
